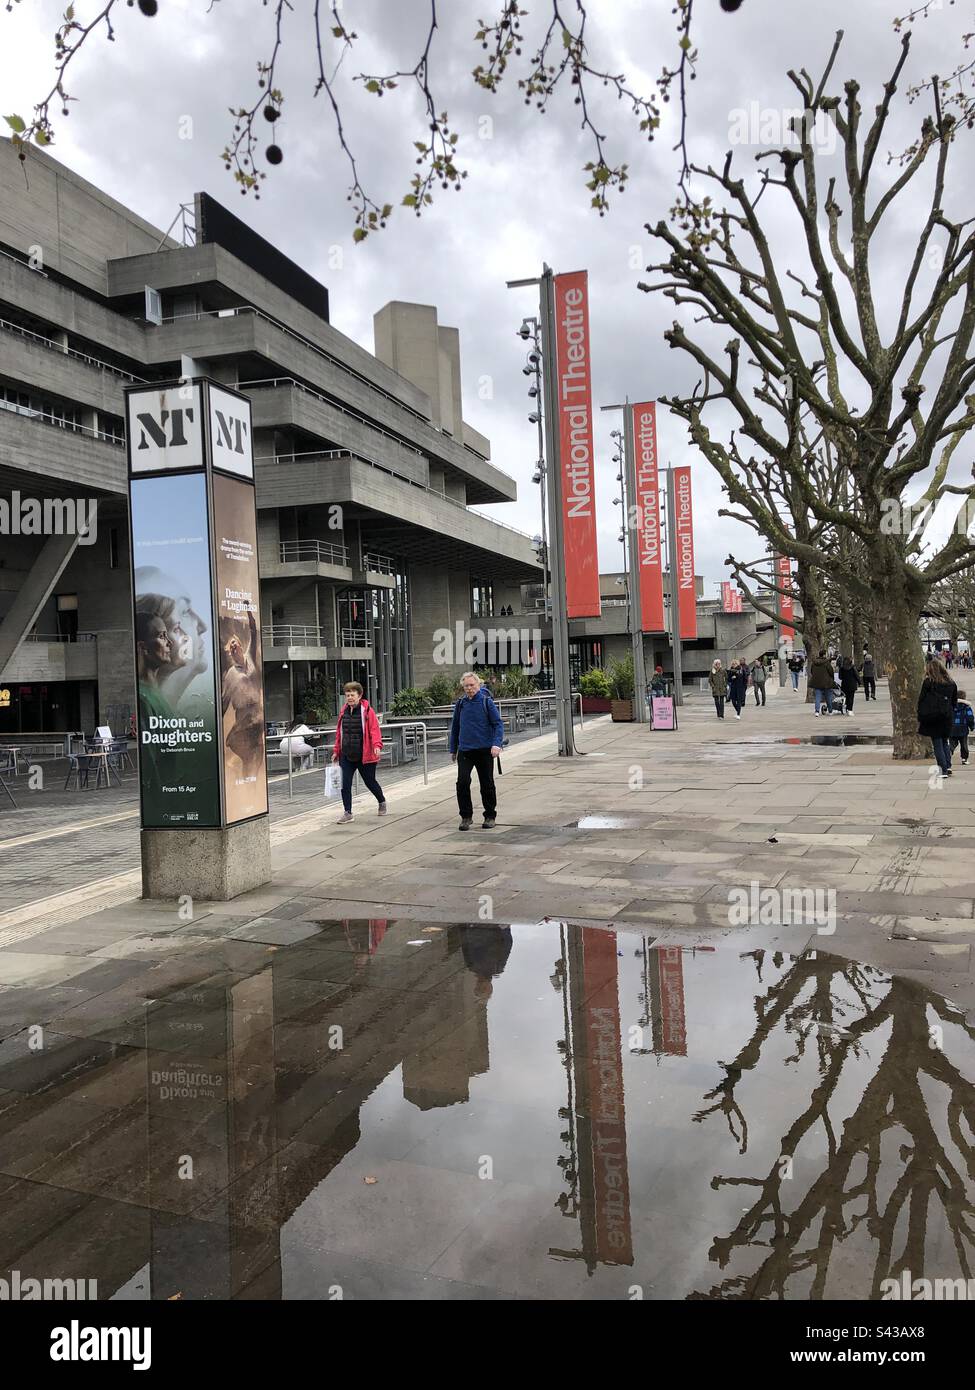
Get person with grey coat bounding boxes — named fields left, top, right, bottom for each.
left=750, top=659, right=767, bottom=706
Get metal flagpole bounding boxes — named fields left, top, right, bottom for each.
left=600, top=400, right=647, bottom=722
left=665, top=468, right=685, bottom=706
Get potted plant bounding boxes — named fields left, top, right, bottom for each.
left=607, top=654, right=635, bottom=721
left=389, top=687, right=434, bottom=717
left=425, top=672, right=461, bottom=707
left=579, top=666, right=613, bottom=713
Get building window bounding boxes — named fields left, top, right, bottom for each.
left=471, top=580, right=494, bottom=619
left=56, top=593, right=78, bottom=642
left=109, top=528, right=120, bottom=570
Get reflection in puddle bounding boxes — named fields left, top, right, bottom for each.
left=573, top=816, right=644, bottom=830
left=0, top=921, right=972, bottom=1300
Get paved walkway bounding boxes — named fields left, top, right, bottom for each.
left=2, top=678, right=973, bottom=1011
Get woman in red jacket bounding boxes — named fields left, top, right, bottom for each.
left=331, top=682, right=386, bottom=822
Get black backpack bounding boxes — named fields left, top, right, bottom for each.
left=919, top=680, right=952, bottom=724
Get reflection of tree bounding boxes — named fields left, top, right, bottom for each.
left=689, top=952, right=975, bottom=1299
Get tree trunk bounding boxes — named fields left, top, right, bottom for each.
left=876, top=574, right=927, bottom=759
left=797, top=566, right=827, bottom=704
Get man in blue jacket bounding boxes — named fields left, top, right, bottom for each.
left=449, top=671, right=504, bottom=830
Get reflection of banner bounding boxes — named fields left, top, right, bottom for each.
left=130, top=473, right=221, bottom=829
left=581, top=928, right=633, bottom=1266
left=553, top=271, right=601, bottom=619
left=674, top=466, right=696, bottom=639
left=651, top=946, right=687, bottom=1056
left=632, top=402, right=665, bottom=631
left=776, top=554, right=795, bottom=640
left=213, top=471, right=268, bottom=824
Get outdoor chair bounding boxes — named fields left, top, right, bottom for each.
left=64, top=753, right=96, bottom=790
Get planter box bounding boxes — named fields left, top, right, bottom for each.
left=611, top=699, right=634, bottom=722
left=581, top=696, right=612, bottom=714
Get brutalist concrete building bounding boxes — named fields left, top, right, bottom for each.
left=0, top=140, right=540, bottom=734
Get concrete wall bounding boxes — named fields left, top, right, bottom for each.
left=0, top=138, right=178, bottom=295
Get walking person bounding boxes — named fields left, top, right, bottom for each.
left=331, top=681, right=386, bottom=823
left=788, top=650, right=805, bottom=691
left=727, top=660, right=747, bottom=719
left=450, top=671, right=504, bottom=831
left=750, top=658, right=767, bottom=706
left=839, top=655, right=860, bottom=714
left=709, top=659, right=728, bottom=720
left=808, top=650, right=836, bottom=716
left=917, top=658, right=958, bottom=777
left=950, top=689, right=974, bottom=766
left=861, top=650, right=877, bottom=701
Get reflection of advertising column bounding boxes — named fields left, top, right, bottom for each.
left=648, top=946, right=688, bottom=1056
left=126, top=379, right=271, bottom=899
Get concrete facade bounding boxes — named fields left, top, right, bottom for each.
left=0, top=139, right=541, bottom=735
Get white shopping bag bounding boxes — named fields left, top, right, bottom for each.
left=323, top=764, right=342, bottom=800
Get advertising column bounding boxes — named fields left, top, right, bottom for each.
left=776, top=553, right=795, bottom=641
left=126, top=379, right=271, bottom=900
left=553, top=272, right=601, bottom=619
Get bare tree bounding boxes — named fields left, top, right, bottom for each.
left=641, top=30, right=975, bottom=757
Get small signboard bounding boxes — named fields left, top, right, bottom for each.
left=651, top=696, right=677, bottom=731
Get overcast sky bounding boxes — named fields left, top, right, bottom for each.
left=2, top=0, right=969, bottom=593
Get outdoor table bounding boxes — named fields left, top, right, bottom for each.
left=83, top=746, right=123, bottom=789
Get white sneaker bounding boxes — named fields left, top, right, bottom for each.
left=735, top=713, right=741, bottom=720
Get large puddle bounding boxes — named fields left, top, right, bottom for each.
left=0, top=920, right=972, bottom=1300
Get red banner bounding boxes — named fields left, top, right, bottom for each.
left=673, top=465, right=696, bottom=640
left=554, top=271, right=601, bottom=618
left=722, top=582, right=742, bottom=613
left=654, top=946, right=687, bottom=1056
left=631, top=402, right=665, bottom=631
left=776, top=554, right=794, bottom=640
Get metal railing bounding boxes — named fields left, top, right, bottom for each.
left=254, top=444, right=537, bottom=546
left=240, top=375, right=427, bottom=459
left=339, top=628, right=371, bottom=648
left=262, top=624, right=327, bottom=647
left=162, top=304, right=434, bottom=426
left=0, top=397, right=125, bottom=446
left=279, top=538, right=349, bottom=566
left=25, top=631, right=97, bottom=643
left=362, top=551, right=396, bottom=574
left=0, top=314, right=147, bottom=383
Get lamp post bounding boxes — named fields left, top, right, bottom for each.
left=600, top=400, right=648, bottom=722
left=519, top=316, right=551, bottom=634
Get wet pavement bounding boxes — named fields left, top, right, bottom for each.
left=1, top=916, right=972, bottom=1301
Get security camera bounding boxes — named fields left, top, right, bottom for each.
left=526, top=349, right=540, bottom=366
left=612, top=497, right=622, bottom=506
left=528, top=412, right=541, bottom=424
left=527, top=384, right=539, bottom=398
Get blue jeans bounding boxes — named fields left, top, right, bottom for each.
left=814, top=688, right=834, bottom=714
left=931, top=737, right=952, bottom=774
left=791, top=670, right=800, bottom=690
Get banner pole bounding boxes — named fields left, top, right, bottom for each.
left=539, top=265, right=576, bottom=756
left=622, top=401, right=648, bottom=722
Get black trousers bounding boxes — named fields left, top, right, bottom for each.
left=340, top=756, right=384, bottom=814
left=730, top=690, right=744, bottom=714
left=456, top=748, right=497, bottom=819
left=713, top=695, right=725, bottom=719
left=863, top=677, right=876, bottom=700
left=844, top=690, right=856, bottom=712
left=753, top=684, right=766, bottom=705
left=950, top=734, right=969, bottom=761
